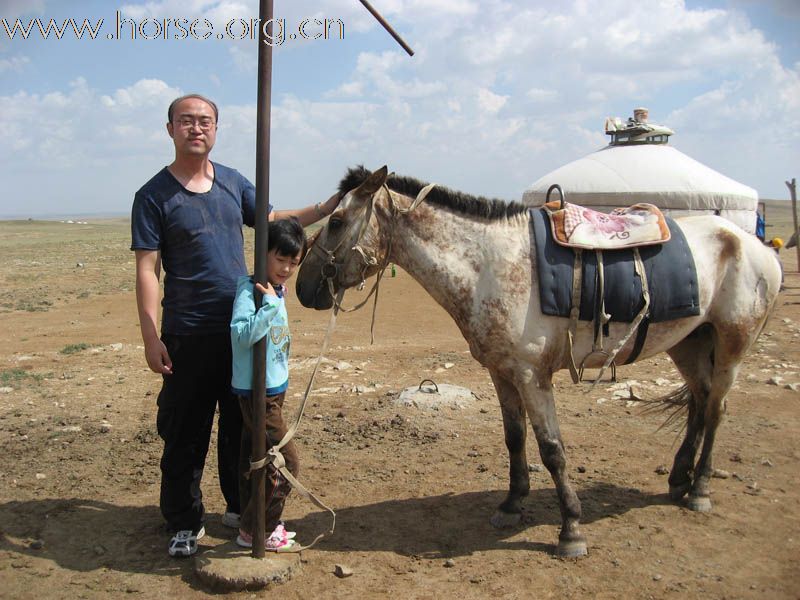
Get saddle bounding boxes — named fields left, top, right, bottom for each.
left=544, top=200, right=670, bottom=249
left=542, top=186, right=671, bottom=385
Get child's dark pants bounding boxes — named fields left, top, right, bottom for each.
left=237, top=392, right=300, bottom=535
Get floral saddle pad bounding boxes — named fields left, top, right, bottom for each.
left=544, top=201, right=671, bottom=250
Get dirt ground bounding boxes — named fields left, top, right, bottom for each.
left=1, top=216, right=799, bottom=599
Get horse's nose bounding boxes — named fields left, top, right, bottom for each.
left=295, top=278, right=313, bottom=307
left=295, top=275, right=334, bottom=310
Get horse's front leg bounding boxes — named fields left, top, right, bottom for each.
left=489, top=371, right=529, bottom=528
left=519, top=376, right=587, bottom=557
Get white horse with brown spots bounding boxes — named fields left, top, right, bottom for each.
left=295, top=166, right=782, bottom=557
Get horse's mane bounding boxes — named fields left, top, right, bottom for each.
left=338, top=166, right=528, bottom=220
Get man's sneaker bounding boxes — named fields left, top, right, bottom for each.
left=168, top=526, right=205, bottom=558
left=222, top=511, right=240, bottom=529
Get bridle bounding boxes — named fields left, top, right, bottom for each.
left=308, top=181, right=436, bottom=337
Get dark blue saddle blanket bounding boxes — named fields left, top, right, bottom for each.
left=531, top=208, right=700, bottom=323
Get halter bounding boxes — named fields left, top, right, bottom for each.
left=309, top=181, right=436, bottom=338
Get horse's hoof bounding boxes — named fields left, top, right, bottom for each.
left=490, top=510, right=521, bottom=529
left=669, top=482, right=691, bottom=501
left=556, top=537, right=588, bottom=558
left=685, top=494, right=712, bottom=513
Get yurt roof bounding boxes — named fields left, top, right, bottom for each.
left=522, top=109, right=758, bottom=233
left=522, top=144, right=757, bottom=211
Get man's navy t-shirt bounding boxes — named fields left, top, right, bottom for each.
left=131, top=162, right=270, bottom=335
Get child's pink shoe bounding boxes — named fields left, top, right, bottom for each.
left=236, top=523, right=297, bottom=551
left=266, top=523, right=297, bottom=551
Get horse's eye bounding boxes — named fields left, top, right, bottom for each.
left=328, top=217, right=343, bottom=230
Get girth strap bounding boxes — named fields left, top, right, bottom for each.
left=565, top=248, right=652, bottom=387
left=588, top=248, right=651, bottom=389
left=566, top=249, right=583, bottom=383
left=593, top=249, right=611, bottom=352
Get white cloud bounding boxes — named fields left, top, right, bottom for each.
left=229, top=44, right=256, bottom=72
left=340, top=50, right=447, bottom=99
left=338, top=0, right=799, bottom=198
left=1, top=0, right=46, bottom=19
left=477, top=87, right=507, bottom=113
left=119, top=1, right=251, bottom=22
left=325, top=81, right=364, bottom=99
left=100, top=78, right=176, bottom=111
left=0, top=55, right=30, bottom=73
left=0, top=77, right=181, bottom=216
left=2, top=0, right=799, bottom=217
left=526, top=87, right=557, bottom=102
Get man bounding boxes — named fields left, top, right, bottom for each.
left=131, top=94, right=338, bottom=557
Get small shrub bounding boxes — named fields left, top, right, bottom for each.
left=0, top=368, right=48, bottom=387
left=0, top=368, right=29, bottom=385
left=16, top=300, right=52, bottom=312
left=60, top=343, right=91, bottom=355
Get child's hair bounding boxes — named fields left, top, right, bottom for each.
left=268, top=217, right=307, bottom=261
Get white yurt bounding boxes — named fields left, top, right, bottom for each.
left=522, top=108, right=758, bottom=234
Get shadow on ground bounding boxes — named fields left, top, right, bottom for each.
left=0, top=483, right=672, bottom=578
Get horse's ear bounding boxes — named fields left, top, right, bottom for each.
left=355, top=165, right=388, bottom=197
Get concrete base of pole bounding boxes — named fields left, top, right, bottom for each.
left=194, top=542, right=300, bottom=591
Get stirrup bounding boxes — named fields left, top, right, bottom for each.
left=578, top=350, right=617, bottom=383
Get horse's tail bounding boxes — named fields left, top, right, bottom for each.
left=636, top=383, right=692, bottom=434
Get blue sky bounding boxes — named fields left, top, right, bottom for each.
left=0, top=0, right=798, bottom=218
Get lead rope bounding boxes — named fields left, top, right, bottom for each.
left=244, top=181, right=437, bottom=552
left=245, top=289, right=344, bottom=552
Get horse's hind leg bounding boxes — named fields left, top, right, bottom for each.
left=519, top=379, right=586, bottom=557
left=489, top=371, right=530, bottom=528
left=686, top=331, right=746, bottom=513
left=665, top=325, right=714, bottom=501
left=668, top=394, right=704, bottom=501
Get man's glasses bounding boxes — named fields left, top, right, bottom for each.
left=174, top=118, right=216, bottom=131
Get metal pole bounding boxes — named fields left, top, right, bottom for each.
left=251, top=0, right=274, bottom=559
left=358, top=0, right=414, bottom=56
left=788, top=178, right=798, bottom=272
left=249, top=0, right=407, bottom=560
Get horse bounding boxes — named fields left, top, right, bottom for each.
left=295, top=165, right=782, bottom=557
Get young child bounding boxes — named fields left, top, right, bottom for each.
left=230, top=217, right=307, bottom=551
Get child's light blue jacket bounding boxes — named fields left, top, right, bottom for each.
left=230, top=275, right=290, bottom=396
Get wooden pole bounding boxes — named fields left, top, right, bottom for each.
left=788, top=178, right=798, bottom=272
left=358, top=0, right=415, bottom=56
left=251, top=0, right=274, bottom=559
